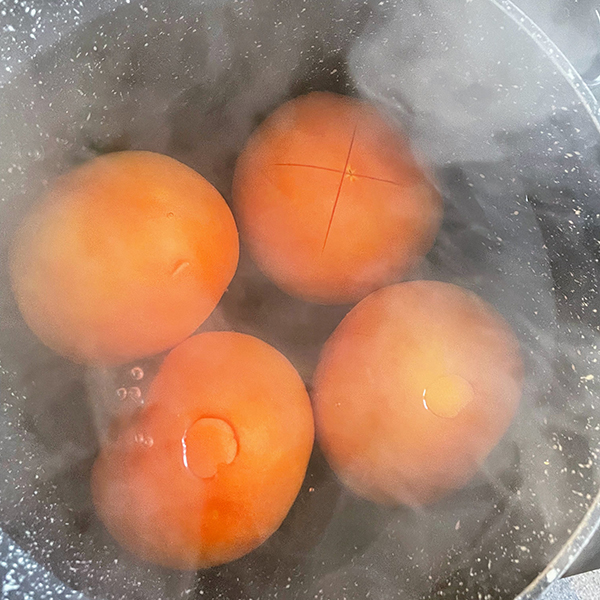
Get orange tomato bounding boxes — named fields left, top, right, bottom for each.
left=91, top=331, right=314, bottom=569
left=232, top=92, right=441, bottom=304
left=312, top=281, right=523, bottom=506
left=10, top=151, right=239, bottom=365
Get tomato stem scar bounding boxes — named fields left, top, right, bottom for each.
left=172, top=260, right=190, bottom=276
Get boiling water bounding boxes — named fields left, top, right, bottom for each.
left=0, top=1, right=600, bottom=599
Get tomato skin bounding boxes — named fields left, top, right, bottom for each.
left=91, top=332, right=314, bottom=569
left=10, top=151, right=239, bottom=365
left=312, top=281, right=523, bottom=506
left=232, top=92, right=441, bottom=305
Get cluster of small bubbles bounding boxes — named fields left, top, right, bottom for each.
left=116, top=384, right=144, bottom=406
left=130, top=366, right=144, bottom=380
left=134, top=432, right=153, bottom=448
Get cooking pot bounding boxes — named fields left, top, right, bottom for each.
left=1, top=0, right=600, bottom=599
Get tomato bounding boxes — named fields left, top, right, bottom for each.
left=232, top=92, right=441, bottom=304
left=10, top=151, right=239, bottom=365
left=91, top=331, right=314, bottom=569
left=312, top=281, right=523, bottom=506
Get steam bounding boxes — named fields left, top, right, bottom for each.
left=0, top=0, right=600, bottom=599
left=513, top=0, right=600, bottom=76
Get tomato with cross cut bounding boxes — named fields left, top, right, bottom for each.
left=232, top=92, right=442, bottom=305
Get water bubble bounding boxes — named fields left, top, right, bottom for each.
left=116, top=387, right=127, bottom=401
left=422, top=375, right=474, bottom=419
left=182, top=418, right=238, bottom=479
left=127, top=386, right=141, bottom=399
left=26, top=148, right=44, bottom=160
left=130, top=366, right=144, bottom=380
left=127, top=386, right=143, bottom=405
left=134, top=432, right=154, bottom=447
